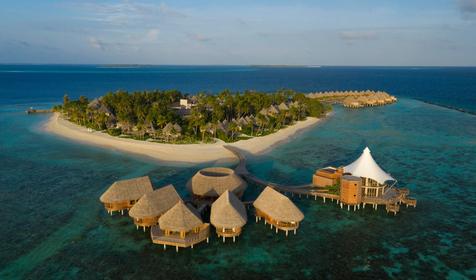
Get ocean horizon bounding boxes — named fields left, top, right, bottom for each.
left=1, top=65, right=475, bottom=279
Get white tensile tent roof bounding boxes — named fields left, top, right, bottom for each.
left=343, top=147, right=395, bottom=184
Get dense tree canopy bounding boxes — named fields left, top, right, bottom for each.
left=55, top=89, right=331, bottom=143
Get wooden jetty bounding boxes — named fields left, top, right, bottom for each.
left=26, top=108, right=53, bottom=114
left=224, top=145, right=416, bottom=215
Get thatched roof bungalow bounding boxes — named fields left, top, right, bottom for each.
left=151, top=201, right=210, bottom=251
left=267, top=105, right=280, bottom=116
left=163, top=123, right=182, bottom=139
left=187, top=167, right=247, bottom=199
left=210, top=190, right=247, bottom=242
left=129, top=184, right=182, bottom=230
left=99, top=176, right=153, bottom=215
left=278, top=102, right=289, bottom=111
left=253, top=186, right=304, bottom=236
left=259, top=108, right=268, bottom=116
left=343, top=96, right=361, bottom=108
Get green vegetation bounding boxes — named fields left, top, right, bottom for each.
left=326, top=183, right=340, bottom=195
left=55, top=89, right=331, bottom=143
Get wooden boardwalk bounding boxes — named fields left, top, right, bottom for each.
left=225, top=145, right=337, bottom=199
left=224, top=145, right=416, bottom=214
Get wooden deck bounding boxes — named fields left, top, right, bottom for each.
left=224, top=145, right=416, bottom=215
left=150, top=223, right=210, bottom=251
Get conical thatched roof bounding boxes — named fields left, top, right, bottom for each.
left=88, top=98, right=101, bottom=109
left=211, top=190, right=247, bottom=229
left=267, top=105, right=280, bottom=115
left=100, top=176, right=153, bottom=203
left=129, top=184, right=182, bottom=219
left=159, top=201, right=203, bottom=232
left=278, top=102, right=289, bottom=111
left=163, top=122, right=173, bottom=133
left=187, top=167, right=247, bottom=197
left=253, top=186, right=304, bottom=223
left=173, top=123, right=182, bottom=133
left=259, top=108, right=268, bottom=116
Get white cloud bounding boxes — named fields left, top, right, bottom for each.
left=339, top=31, right=379, bottom=42
left=88, top=37, right=106, bottom=51
left=188, top=33, right=212, bottom=43
left=146, top=28, right=160, bottom=41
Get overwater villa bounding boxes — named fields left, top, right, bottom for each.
left=312, top=147, right=417, bottom=214
left=151, top=201, right=210, bottom=252
left=99, top=176, right=153, bottom=215
left=187, top=167, right=247, bottom=199
left=307, top=90, right=397, bottom=108
left=253, top=186, right=304, bottom=236
left=99, top=146, right=416, bottom=251
left=128, top=184, right=182, bottom=231
left=210, top=190, right=247, bottom=243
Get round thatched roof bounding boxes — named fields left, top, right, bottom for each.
left=100, top=176, right=153, bottom=203
left=187, top=167, right=247, bottom=197
left=159, top=201, right=203, bottom=232
left=129, top=184, right=182, bottom=219
left=253, top=186, right=304, bottom=223
left=211, top=190, right=247, bottom=229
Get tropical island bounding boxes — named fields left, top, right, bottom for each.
left=53, top=89, right=330, bottom=144
left=43, top=89, right=397, bottom=163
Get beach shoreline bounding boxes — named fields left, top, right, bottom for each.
left=42, top=113, right=327, bottom=164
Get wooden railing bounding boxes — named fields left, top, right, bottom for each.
left=151, top=224, right=210, bottom=248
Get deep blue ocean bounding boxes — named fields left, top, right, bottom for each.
left=0, top=65, right=475, bottom=279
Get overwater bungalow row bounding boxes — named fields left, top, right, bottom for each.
left=99, top=146, right=416, bottom=252
left=99, top=168, right=305, bottom=251
left=306, top=90, right=397, bottom=108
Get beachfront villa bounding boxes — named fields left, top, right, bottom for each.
left=99, top=176, right=153, bottom=215
left=210, top=190, right=247, bottom=242
left=151, top=201, right=210, bottom=252
left=253, top=186, right=304, bottom=236
left=187, top=167, right=247, bottom=199
left=128, top=184, right=182, bottom=231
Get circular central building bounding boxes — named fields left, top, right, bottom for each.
left=187, top=167, right=247, bottom=199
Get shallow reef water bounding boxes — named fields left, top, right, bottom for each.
left=1, top=98, right=475, bottom=279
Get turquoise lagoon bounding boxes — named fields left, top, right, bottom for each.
left=1, top=97, right=475, bottom=279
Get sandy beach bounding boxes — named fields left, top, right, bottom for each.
left=43, top=113, right=325, bottom=164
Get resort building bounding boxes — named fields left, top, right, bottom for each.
left=99, top=176, right=153, bottom=215
left=187, top=167, right=248, bottom=199
left=253, top=186, right=304, bottom=236
left=343, top=147, right=395, bottom=198
left=312, top=166, right=343, bottom=187
left=210, top=190, right=247, bottom=243
left=151, top=201, right=210, bottom=252
left=308, top=147, right=416, bottom=213
left=339, top=175, right=362, bottom=206
left=128, top=184, right=182, bottom=231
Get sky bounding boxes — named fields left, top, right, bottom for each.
left=0, top=0, right=475, bottom=66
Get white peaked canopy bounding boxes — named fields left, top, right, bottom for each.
left=343, top=147, right=395, bottom=184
